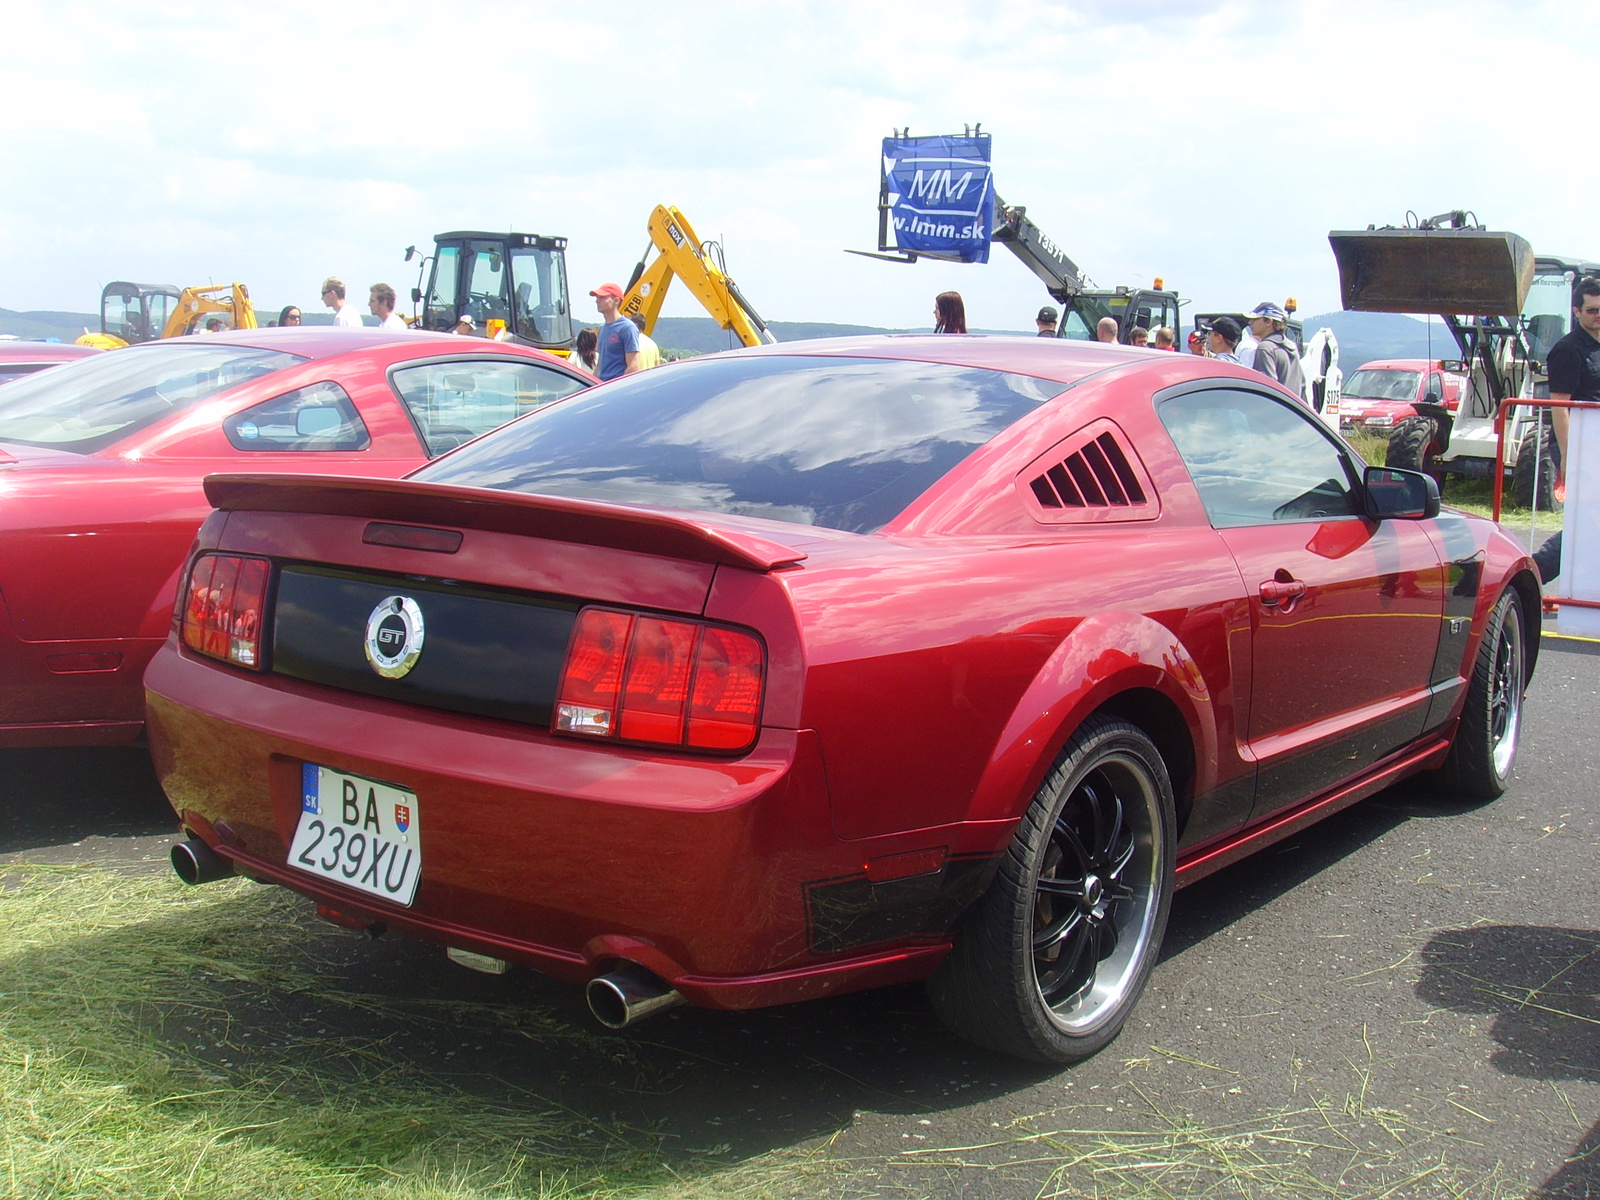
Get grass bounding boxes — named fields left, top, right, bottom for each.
left=0, top=866, right=1545, bottom=1200
left=1339, top=427, right=1561, bottom=545
left=0, top=863, right=764, bottom=1200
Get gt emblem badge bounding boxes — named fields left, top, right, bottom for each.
left=364, top=595, right=425, bottom=679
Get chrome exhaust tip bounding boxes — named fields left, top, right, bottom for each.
left=585, top=963, right=686, bottom=1029
left=171, top=837, right=235, bottom=886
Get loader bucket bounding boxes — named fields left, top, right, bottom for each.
left=1328, top=227, right=1534, bottom=316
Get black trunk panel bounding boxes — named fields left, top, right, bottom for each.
left=271, top=565, right=578, bottom=726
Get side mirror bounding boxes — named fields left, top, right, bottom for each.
left=405, top=245, right=417, bottom=262
left=1363, top=466, right=1439, bottom=520
left=1440, top=359, right=1466, bottom=372
left=411, top=287, right=423, bottom=304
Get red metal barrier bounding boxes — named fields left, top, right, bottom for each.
left=1492, top=396, right=1600, bottom=614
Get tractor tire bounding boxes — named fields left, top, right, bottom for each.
left=1512, top=421, right=1562, bottom=512
left=1385, top=416, right=1442, bottom=476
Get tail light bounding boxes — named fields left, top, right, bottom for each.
left=181, top=553, right=270, bottom=670
left=554, top=607, right=765, bottom=752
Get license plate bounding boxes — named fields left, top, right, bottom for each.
left=288, top=763, right=422, bottom=906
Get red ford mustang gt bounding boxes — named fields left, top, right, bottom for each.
left=0, top=328, right=588, bottom=747
left=145, top=337, right=1538, bottom=1062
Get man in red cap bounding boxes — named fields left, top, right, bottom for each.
left=590, top=283, right=640, bottom=381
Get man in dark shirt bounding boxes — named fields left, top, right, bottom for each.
left=1035, top=306, right=1058, bottom=337
left=1531, top=276, right=1600, bottom=582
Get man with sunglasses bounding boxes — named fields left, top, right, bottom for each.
left=321, top=277, right=363, bottom=328
left=1532, top=276, right=1600, bottom=583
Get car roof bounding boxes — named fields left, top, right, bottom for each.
left=1352, top=359, right=1441, bottom=371
left=196, top=326, right=557, bottom=362
left=0, top=341, right=100, bottom=362
left=713, top=333, right=1169, bottom=387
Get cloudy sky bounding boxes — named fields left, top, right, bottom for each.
left=0, top=1, right=1583, bottom=330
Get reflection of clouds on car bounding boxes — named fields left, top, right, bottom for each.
left=647, top=363, right=1039, bottom=472
left=1160, top=388, right=1358, bottom=528
left=0, top=343, right=301, bottom=453
left=418, top=356, right=1063, bottom=534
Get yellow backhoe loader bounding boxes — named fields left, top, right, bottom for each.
left=77, top=282, right=257, bottom=349
left=620, top=206, right=775, bottom=347
left=407, top=207, right=774, bottom=356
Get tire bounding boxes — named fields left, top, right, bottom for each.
left=1385, top=415, right=1442, bottom=475
left=1438, top=590, right=1526, bottom=800
left=927, top=715, right=1176, bottom=1063
left=1512, top=420, right=1562, bottom=512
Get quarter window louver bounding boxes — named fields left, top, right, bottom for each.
left=1020, top=422, right=1158, bottom=523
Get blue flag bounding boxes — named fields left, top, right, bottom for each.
left=882, top=134, right=995, bottom=263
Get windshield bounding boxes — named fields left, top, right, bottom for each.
left=1342, top=369, right=1421, bottom=401
left=414, top=355, right=1065, bottom=533
left=0, top=342, right=304, bottom=454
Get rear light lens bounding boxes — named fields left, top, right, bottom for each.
left=180, top=553, right=270, bottom=670
left=554, top=607, right=765, bottom=752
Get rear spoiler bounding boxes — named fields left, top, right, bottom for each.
left=1328, top=226, right=1534, bottom=316
left=203, top=473, right=808, bottom=572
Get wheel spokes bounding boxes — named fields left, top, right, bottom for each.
left=1033, top=905, right=1084, bottom=955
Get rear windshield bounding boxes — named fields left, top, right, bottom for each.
left=1343, top=368, right=1421, bottom=402
left=414, top=355, right=1064, bottom=533
left=0, top=342, right=304, bottom=453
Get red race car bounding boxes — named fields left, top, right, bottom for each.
left=0, top=328, right=589, bottom=747
left=145, top=337, right=1539, bottom=1062
left=0, top=339, right=101, bottom=384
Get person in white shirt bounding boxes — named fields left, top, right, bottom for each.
left=321, top=277, right=364, bottom=328
left=368, top=283, right=408, bottom=331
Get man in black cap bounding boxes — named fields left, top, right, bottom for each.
left=1035, top=305, right=1058, bottom=337
left=1207, top=317, right=1246, bottom=366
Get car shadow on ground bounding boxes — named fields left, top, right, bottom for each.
left=1161, top=778, right=1476, bottom=959
left=1416, top=923, right=1600, bottom=1198
left=0, top=746, right=177, bottom=854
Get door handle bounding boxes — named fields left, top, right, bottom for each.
left=1259, top=578, right=1307, bottom=605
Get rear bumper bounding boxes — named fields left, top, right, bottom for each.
left=146, top=639, right=994, bottom=1008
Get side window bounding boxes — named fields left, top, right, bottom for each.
left=223, top=381, right=370, bottom=452
left=1158, top=387, right=1359, bottom=527
left=390, top=359, right=587, bottom=456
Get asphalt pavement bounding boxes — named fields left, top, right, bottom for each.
left=2, top=632, right=1596, bottom=1199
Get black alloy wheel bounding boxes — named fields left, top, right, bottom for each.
left=928, top=716, right=1175, bottom=1063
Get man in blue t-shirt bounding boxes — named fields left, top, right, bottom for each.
left=590, top=283, right=641, bottom=381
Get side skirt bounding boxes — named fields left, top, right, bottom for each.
left=1175, top=735, right=1451, bottom=888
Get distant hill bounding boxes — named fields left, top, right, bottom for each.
left=1293, top=311, right=1456, bottom=371
left=0, top=308, right=98, bottom=343
left=4, top=305, right=1445, bottom=372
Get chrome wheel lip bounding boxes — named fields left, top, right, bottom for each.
left=1489, top=603, right=1524, bottom=778
left=1031, top=751, right=1164, bottom=1038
